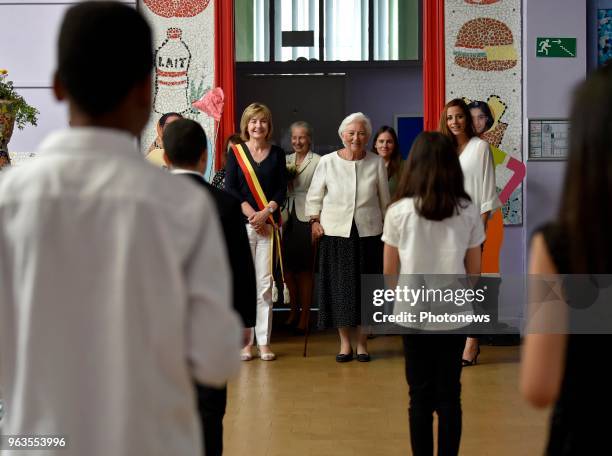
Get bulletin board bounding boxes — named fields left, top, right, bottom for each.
left=528, top=119, right=570, bottom=161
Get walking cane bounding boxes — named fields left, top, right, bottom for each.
left=303, top=236, right=319, bottom=357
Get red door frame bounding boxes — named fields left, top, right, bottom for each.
left=214, top=0, right=236, bottom=170
left=423, top=0, right=445, bottom=131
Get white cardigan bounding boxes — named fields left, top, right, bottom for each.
left=305, top=151, right=390, bottom=238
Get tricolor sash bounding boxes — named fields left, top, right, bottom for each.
left=232, top=144, right=289, bottom=303
left=232, top=144, right=276, bottom=222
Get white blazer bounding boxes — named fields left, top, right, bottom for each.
left=283, top=151, right=320, bottom=222
left=305, top=151, right=390, bottom=238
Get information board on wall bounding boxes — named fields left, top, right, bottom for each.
left=528, top=119, right=570, bottom=161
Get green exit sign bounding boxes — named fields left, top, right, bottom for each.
left=536, top=37, right=577, bottom=58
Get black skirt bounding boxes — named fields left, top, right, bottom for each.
left=283, top=208, right=315, bottom=273
left=315, top=222, right=383, bottom=329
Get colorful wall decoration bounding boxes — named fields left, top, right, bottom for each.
left=445, top=0, right=524, bottom=225
left=140, top=0, right=217, bottom=179
left=464, top=0, right=501, bottom=4
left=143, top=0, right=211, bottom=18
left=598, top=9, right=612, bottom=66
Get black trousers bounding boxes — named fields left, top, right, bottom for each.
left=402, top=334, right=466, bottom=456
left=195, top=383, right=227, bottom=456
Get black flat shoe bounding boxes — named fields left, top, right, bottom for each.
left=356, top=353, right=371, bottom=362
left=336, top=350, right=353, bottom=363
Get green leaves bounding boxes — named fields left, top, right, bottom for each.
left=0, top=75, right=39, bottom=130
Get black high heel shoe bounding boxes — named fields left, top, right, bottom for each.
left=462, top=346, right=480, bottom=367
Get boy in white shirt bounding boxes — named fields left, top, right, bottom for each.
left=0, top=3, right=241, bottom=455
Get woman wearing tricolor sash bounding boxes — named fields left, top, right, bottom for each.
left=225, top=103, right=287, bottom=361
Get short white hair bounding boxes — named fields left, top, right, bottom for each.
left=338, top=112, right=372, bottom=141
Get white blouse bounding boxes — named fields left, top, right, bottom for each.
left=382, top=198, right=485, bottom=274
left=305, top=151, right=390, bottom=238
left=459, top=137, right=501, bottom=215
left=382, top=197, right=486, bottom=330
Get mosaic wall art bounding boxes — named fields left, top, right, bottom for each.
left=454, top=18, right=517, bottom=71
left=599, top=9, right=612, bottom=66
left=446, top=0, right=524, bottom=225
left=143, top=0, right=211, bottom=18
left=140, top=0, right=217, bottom=179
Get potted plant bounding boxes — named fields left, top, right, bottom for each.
left=0, top=69, right=39, bottom=168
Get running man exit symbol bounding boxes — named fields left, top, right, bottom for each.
left=536, top=37, right=577, bottom=57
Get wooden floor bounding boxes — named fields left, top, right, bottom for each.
left=224, top=330, right=550, bottom=456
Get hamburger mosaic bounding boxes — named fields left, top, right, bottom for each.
left=454, top=18, right=517, bottom=71
left=464, top=0, right=501, bottom=4
left=144, top=0, right=211, bottom=18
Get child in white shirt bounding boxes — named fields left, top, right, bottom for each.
left=382, top=131, right=485, bottom=455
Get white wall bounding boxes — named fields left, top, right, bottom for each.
left=0, top=1, right=135, bottom=156
left=523, top=0, right=586, bottom=248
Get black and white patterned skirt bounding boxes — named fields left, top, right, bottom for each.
left=315, top=221, right=383, bottom=329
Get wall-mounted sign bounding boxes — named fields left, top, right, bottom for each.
left=536, top=37, right=577, bottom=57
left=528, top=119, right=570, bottom=161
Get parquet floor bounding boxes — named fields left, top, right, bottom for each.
left=224, top=330, right=549, bottom=456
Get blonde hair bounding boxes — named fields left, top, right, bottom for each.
left=240, top=102, right=273, bottom=141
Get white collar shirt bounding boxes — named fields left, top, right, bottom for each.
left=170, top=168, right=203, bottom=178
left=382, top=198, right=486, bottom=331
left=0, top=127, right=241, bottom=456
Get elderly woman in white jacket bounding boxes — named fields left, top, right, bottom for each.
left=306, top=112, right=390, bottom=363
